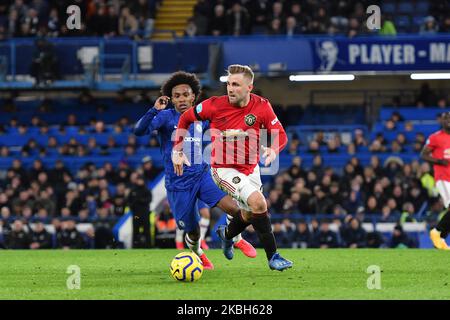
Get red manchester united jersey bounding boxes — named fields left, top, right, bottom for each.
left=425, top=130, right=450, bottom=182
left=176, top=94, right=288, bottom=175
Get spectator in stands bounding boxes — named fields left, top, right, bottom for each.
left=308, top=185, right=333, bottom=214
left=7, top=9, right=20, bottom=37
left=47, top=8, right=60, bottom=37
left=247, top=0, right=270, bottom=34
left=285, top=15, right=302, bottom=36
left=30, top=38, right=60, bottom=85
left=92, top=207, right=115, bottom=249
left=118, top=6, right=138, bottom=38
left=268, top=17, right=282, bottom=35
left=389, top=224, right=412, bottom=248
left=5, top=219, right=31, bottom=249
left=154, top=205, right=173, bottom=248
left=132, top=0, right=154, bottom=39
left=56, top=218, right=85, bottom=249
left=415, top=82, right=437, bottom=107
left=420, top=16, right=439, bottom=35
left=379, top=15, right=397, bottom=36
left=315, top=220, right=339, bottom=248
left=341, top=217, right=367, bottom=248
left=367, top=231, right=385, bottom=248
left=184, top=17, right=198, bottom=37
left=192, top=0, right=210, bottom=36
left=226, top=1, right=251, bottom=36
left=273, top=222, right=290, bottom=248
left=30, top=221, right=52, bottom=249
left=208, top=4, right=227, bottom=36
left=292, top=220, right=313, bottom=248
left=347, top=17, right=361, bottom=38
left=128, top=175, right=152, bottom=248
left=399, top=202, right=417, bottom=224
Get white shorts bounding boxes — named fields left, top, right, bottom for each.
left=211, top=165, right=263, bottom=212
left=436, top=180, right=450, bottom=208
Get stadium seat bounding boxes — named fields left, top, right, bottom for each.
left=397, top=2, right=414, bottom=14
left=382, top=2, right=396, bottom=14
left=415, top=1, right=429, bottom=13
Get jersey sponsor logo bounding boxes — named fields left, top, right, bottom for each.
left=445, top=149, right=450, bottom=159
left=244, top=114, right=257, bottom=126
left=220, top=129, right=248, bottom=142
left=232, top=176, right=241, bottom=184
left=271, top=117, right=279, bottom=125
left=196, top=104, right=203, bottom=113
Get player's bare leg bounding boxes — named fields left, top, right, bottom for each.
left=186, top=227, right=214, bottom=269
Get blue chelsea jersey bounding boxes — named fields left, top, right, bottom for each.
left=134, top=107, right=209, bottom=191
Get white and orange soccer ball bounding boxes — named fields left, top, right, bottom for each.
left=170, top=252, right=203, bottom=282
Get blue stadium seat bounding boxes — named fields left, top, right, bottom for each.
left=382, top=2, right=396, bottom=14
left=395, top=16, right=411, bottom=31
left=397, top=1, right=414, bottom=14
left=416, top=1, right=429, bottom=13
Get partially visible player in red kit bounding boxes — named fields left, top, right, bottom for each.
left=172, top=64, right=292, bottom=271
left=423, top=111, right=450, bottom=250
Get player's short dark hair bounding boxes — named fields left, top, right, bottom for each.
left=161, top=71, right=201, bottom=102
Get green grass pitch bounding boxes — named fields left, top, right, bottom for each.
left=1, top=249, right=450, bottom=300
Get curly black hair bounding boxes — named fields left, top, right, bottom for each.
left=160, top=71, right=201, bottom=103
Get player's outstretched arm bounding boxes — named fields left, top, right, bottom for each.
left=420, top=145, right=449, bottom=166
left=134, top=96, right=170, bottom=136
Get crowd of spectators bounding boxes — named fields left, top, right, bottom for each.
left=0, top=151, right=163, bottom=249
left=0, top=0, right=161, bottom=40
left=0, top=88, right=446, bottom=249
left=0, top=0, right=448, bottom=41
left=187, top=0, right=450, bottom=38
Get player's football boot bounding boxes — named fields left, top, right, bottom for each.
left=201, top=239, right=210, bottom=250
left=234, top=239, right=257, bottom=258
left=175, top=241, right=184, bottom=250
left=216, top=225, right=234, bottom=260
left=430, top=228, right=447, bottom=250
left=268, top=253, right=293, bottom=271
left=199, top=253, right=214, bottom=270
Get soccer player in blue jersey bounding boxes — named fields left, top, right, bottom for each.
left=134, top=71, right=256, bottom=269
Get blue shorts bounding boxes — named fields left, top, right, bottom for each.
left=167, top=170, right=226, bottom=232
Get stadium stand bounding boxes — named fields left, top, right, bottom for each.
left=0, top=0, right=449, bottom=250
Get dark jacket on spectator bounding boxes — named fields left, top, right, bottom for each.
left=31, top=229, right=52, bottom=249
left=6, top=229, right=31, bottom=249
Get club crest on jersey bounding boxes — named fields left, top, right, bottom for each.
left=196, top=104, right=203, bottom=113
left=232, top=176, right=241, bottom=184
left=244, top=114, right=256, bottom=126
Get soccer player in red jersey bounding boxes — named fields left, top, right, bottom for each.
left=172, top=65, right=292, bottom=271
left=422, top=111, right=450, bottom=250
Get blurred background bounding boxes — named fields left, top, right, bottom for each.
left=0, top=0, right=449, bottom=250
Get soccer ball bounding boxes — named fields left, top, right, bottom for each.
left=170, top=252, right=203, bottom=282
